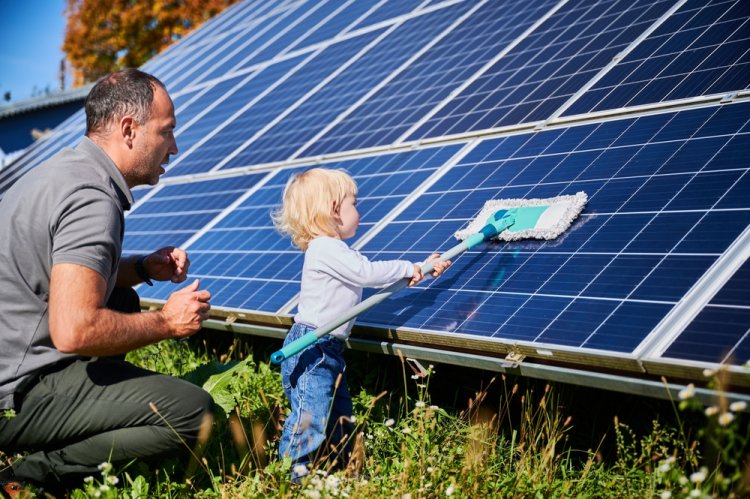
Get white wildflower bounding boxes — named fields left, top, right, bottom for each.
left=658, top=462, right=672, bottom=473
left=107, top=475, right=119, bottom=485
left=704, top=406, right=719, bottom=417
left=415, top=401, right=426, bottom=408
left=430, top=405, right=439, bottom=410
left=84, top=476, right=94, bottom=483
left=678, top=384, right=695, bottom=400
left=99, top=485, right=110, bottom=492
left=689, top=467, right=707, bottom=483
left=293, top=464, right=308, bottom=476
left=401, top=426, right=412, bottom=434
left=94, top=492, right=101, bottom=498
left=427, top=466, right=434, bottom=473
left=305, top=490, right=321, bottom=499
left=384, top=418, right=395, bottom=427
left=689, top=490, right=701, bottom=498
left=446, top=484, right=455, bottom=496
left=660, top=491, right=672, bottom=499
left=729, top=401, right=747, bottom=412
left=402, top=494, right=412, bottom=499
left=665, top=456, right=676, bottom=465
left=350, top=416, right=357, bottom=423
left=679, top=475, right=688, bottom=485
left=367, top=433, right=373, bottom=440
left=97, top=462, right=112, bottom=472
left=702, top=368, right=715, bottom=378
left=718, top=412, right=735, bottom=426
left=325, top=474, right=341, bottom=490
left=411, top=374, right=419, bottom=380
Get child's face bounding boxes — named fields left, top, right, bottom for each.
left=334, top=193, right=360, bottom=240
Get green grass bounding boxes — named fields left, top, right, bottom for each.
left=3, top=337, right=749, bottom=498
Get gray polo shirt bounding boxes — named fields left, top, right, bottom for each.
left=0, top=137, right=134, bottom=410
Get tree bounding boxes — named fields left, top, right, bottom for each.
left=63, top=0, right=240, bottom=86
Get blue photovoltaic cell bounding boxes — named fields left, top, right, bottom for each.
left=663, top=308, right=750, bottom=364
left=171, top=73, right=270, bottom=156
left=123, top=173, right=267, bottom=259
left=664, top=257, right=750, bottom=364
left=165, top=31, right=382, bottom=177
left=352, top=0, right=427, bottom=29
left=354, top=101, right=750, bottom=357
left=293, top=1, right=378, bottom=49
left=409, top=0, right=676, bottom=139
left=150, top=0, right=280, bottom=71
left=230, top=0, right=351, bottom=75
left=565, top=0, right=750, bottom=116
left=190, top=4, right=308, bottom=87
left=0, top=126, right=84, bottom=196
left=709, top=259, right=750, bottom=308
left=160, top=145, right=461, bottom=312
left=162, top=55, right=305, bottom=178
left=221, top=1, right=472, bottom=167
left=170, top=88, right=202, bottom=119
left=156, top=1, right=291, bottom=91
left=306, top=0, right=558, bottom=156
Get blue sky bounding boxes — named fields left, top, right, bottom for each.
left=0, top=0, right=68, bottom=103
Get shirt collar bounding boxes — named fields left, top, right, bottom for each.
left=77, top=136, right=135, bottom=211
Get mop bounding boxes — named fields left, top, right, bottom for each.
left=270, top=191, right=588, bottom=364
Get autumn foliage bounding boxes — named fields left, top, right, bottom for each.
left=63, top=0, right=240, bottom=86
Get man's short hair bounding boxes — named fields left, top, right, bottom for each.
left=85, top=68, right=166, bottom=136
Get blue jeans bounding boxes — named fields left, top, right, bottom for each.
left=279, top=323, right=353, bottom=480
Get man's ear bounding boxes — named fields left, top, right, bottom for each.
left=120, top=116, right=136, bottom=148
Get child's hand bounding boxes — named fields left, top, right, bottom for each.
left=427, top=253, right=451, bottom=278
left=407, top=255, right=452, bottom=287
left=408, top=264, right=425, bottom=287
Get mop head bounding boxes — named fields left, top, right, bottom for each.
left=455, top=191, right=588, bottom=242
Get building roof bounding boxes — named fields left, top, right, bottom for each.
left=0, top=84, right=92, bottom=119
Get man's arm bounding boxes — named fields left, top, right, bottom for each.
left=49, top=263, right=210, bottom=356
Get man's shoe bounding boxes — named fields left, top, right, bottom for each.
left=0, top=466, right=29, bottom=498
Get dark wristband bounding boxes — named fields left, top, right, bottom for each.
left=135, top=255, right=154, bottom=286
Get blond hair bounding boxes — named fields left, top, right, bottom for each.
left=272, top=168, right=358, bottom=251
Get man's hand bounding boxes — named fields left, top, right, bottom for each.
left=160, top=279, right=212, bottom=338
left=144, top=246, right=189, bottom=283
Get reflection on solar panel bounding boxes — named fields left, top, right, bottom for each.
left=3, top=0, right=749, bottom=395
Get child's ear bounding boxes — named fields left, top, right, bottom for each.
left=332, top=199, right=340, bottom=214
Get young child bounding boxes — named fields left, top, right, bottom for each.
left=272, top=168, right=450, bottom=481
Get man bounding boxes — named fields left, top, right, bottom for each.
left=0, top=69, right=214, bottom=496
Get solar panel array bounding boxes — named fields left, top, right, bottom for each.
left=3, top=0, right=749, bottom=385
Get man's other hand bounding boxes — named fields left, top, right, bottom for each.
left=161, top=279, right=211, bottom=337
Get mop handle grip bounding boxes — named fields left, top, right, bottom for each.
left=270, top=211, right=515, bottom=364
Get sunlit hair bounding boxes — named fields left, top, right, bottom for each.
left=85, top=68, right=166, bottom=136
left=272, top=168, right=357, bottom=251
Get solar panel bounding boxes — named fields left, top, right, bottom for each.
left=4, top=0, right=750, bottom=393
left=355, top=102, right=750, bottom=369
left=304, top=0, right=561, bottom=155
left=408, top=0, right=678, bottom=139
left=218, top=1, right=475, bottom=167
left=564, top=0, right=750, bottom=115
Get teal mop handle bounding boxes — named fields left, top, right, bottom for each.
left=270, top=210, right=515, bottom=364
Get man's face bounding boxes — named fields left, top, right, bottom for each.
left=130, top=86, right=178, bottom=186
